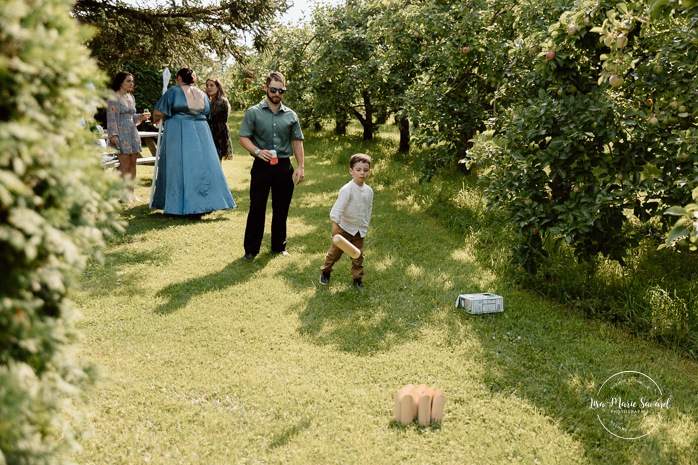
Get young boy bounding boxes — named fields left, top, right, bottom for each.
left=319, top=153, right=373, bottom=288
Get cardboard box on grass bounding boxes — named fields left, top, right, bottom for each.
left=455, top=293, right=503, bottom=314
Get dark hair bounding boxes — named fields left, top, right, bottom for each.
left=176, top=67, right=196, bottom=85
left=109, top=71, right=133, bottom=91
left=265, top=71, right=286, bottom=86
left=350, top=153, right=371, bottom=168
left=206, top=78, right=227, bottom=100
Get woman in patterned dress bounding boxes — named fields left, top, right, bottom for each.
left=205, top=78, right=233, bottom=162
left=107, top=71, right=149, bottom=202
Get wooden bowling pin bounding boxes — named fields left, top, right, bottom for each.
left=399, top=385, right=421, bottom=425
left=332, top=234, right=361, bottom=259
left=394, top=384, right=414, bottom=422
left=418, top=387, right=436, bottom=426
left=430, top=389, right=446, bottom=423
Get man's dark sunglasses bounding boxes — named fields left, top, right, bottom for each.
left=269, top=87, right=286, bottom=94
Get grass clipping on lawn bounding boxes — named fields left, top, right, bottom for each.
left=71, top=120, right=698, bottom=464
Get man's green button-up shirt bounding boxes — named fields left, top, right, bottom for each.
left=239, top=100, right=304, bottom=158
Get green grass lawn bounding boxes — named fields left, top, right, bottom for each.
left=71, top=116, right=698, bottom=464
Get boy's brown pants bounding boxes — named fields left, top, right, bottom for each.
left=320, top=229, right=365, bottom=280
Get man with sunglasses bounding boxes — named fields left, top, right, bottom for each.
left=239, top=71, right=305, bottom=260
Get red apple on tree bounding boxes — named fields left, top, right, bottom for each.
left=545, top=51, right=556, bottom=61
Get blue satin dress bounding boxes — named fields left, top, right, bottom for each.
left=151, top=86, right=236, bottom=215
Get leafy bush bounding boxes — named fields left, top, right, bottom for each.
left=0, top=0, right=122, bottom=462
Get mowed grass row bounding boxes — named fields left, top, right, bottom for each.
left=70, top=116, right=698, bottom=464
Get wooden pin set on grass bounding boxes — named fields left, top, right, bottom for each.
left=393, top=384, right=446, bottom=426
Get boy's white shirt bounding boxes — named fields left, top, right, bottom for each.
left=330, top=179, right=373, bottom=238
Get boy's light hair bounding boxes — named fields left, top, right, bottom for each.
left=350, top=153, right=371, bottom=168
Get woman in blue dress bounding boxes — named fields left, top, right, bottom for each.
left=151, top=68, right=236, bottom=218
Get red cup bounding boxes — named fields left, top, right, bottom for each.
left=269, top=150, right=278, bottom=165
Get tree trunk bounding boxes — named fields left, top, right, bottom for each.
left=398, top=116, right=410, bottom=153
left=362, top=91, right=373, bottom=141
left=350, top=91, right=374, bottom=141
left=334, top=119, right=347, bottom=135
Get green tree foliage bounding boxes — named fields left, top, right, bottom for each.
left=224, top=63, right=265, bottom=110
left=469, top=0, right=697, bottom=272
left=74, top=0, right=287, bottom=68
left=0, top=0, right=122, bottom=462
left=224, top=23, right=317, bottom=117
left=308, top=0, right=392, bottom=139
left=382, top=0, right=495, bottom=174
left=263, top=23, right=324, bottom=129
left=662, top=186, right=698, bottom=251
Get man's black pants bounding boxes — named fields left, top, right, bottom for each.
left=243, top=157, right=295, bottom=255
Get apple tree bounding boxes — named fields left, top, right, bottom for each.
left=387, top=0, right=570, bottom=178
left=468, top=0, right=697, bottom=272
left=306, top=0, right=393, bottom=139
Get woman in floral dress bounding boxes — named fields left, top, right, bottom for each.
left=205, top=78, right=233, bottom=162
left=107, top=71, right=149, bottom=202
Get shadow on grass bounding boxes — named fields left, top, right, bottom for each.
left=82, top=248, right=173, bottom=297
left=153, top=253, right=274, bottom=315
left=268, top=419, right=312, bottom=449
left=387, top=419, right=443, bottom=432
left=116, top=203, right=232, bottom=237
